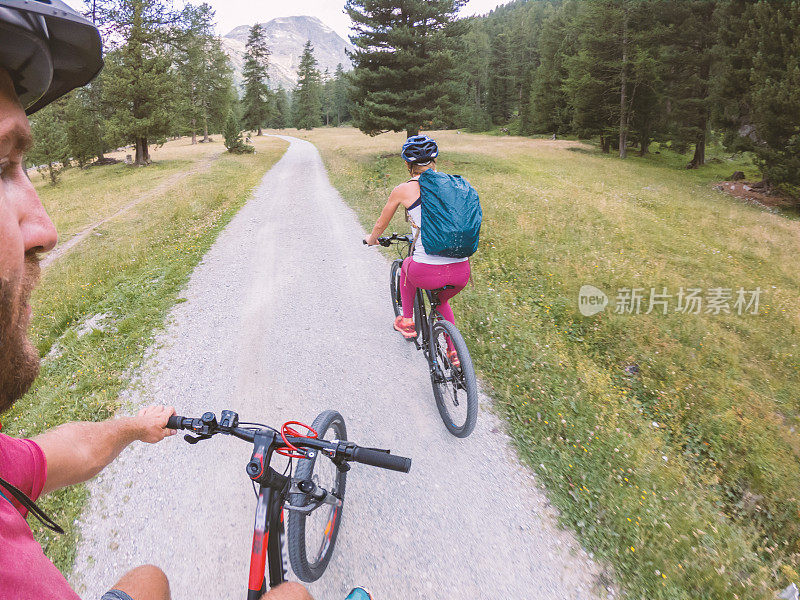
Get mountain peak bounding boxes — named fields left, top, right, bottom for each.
left=221, top=15, right=352, bottom=90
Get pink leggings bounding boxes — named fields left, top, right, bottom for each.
left=400, top=258, right=471, bottom=324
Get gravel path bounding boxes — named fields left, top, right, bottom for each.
left=71, top=136, right=605, bottom=600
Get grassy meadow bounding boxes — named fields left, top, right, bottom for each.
left=30, top=140, right=223, bottom=241
left=287, top=127, right=800, bottom=599
left=6, top=136, right=288, bottom=573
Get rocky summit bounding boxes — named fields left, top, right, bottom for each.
left=221, top=15, right=353, bottom=91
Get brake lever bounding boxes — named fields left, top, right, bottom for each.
left=321, top=444, right=352, bottom=473
left=184, top=433, right=212, bottom=444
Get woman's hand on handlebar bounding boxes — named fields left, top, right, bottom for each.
left=363, top=233, right=379, bottom=246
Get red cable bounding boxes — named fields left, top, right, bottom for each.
left=277, top=421, right=318, bottom=459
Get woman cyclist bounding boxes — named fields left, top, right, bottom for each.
left=364, top=135, right=471, bottom=366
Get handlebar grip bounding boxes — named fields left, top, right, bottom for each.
left=166, top=415, right=183, bottom=429
left=351, top=447, right=412, bottom=473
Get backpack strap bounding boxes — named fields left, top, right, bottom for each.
left=0, top=475, right=64, bottom=534
left=410, top=227, right=420, bottom=256
left=404, top=176, right=422, bottom=255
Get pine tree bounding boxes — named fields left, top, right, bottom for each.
left=292, top=41, right=322, bottom=130
left=712, top=0, right=800, bottom=188
left=321, top=67, right=333, bottom=126
left=529, top=2, right=578, bottom=135
left=563, top=0, right=659, bottom=155
left=456, top=20, right=492, bottom=132
left=660, top=0, right=716, bottom=166
left=346, top=0, right=467, bottom=137
left=63, top=88, right=104, bottom=168
left=175, top=4, right=234, bottom=144
left=27, top=101, right=70, bottom=184
left=201, top=40, right=236, bottom=138
left=241, top=23, right=271, bottom=135
left=487, top=31, right=514, bottom=125
left=175, top=3, right=211, bottom=144
left=96, top=0, right=177, bottom=165
left=507, top=2, right=551, bottom=135
left=331, top=64, right=352, bottom=126
left=223, top=110, right=253, bottom=154
left=271, top=86, right=290, bottom=128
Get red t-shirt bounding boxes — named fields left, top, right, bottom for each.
left=0, top=433, right=81, bottom=599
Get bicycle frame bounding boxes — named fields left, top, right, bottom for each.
left=413, top=287, right=442, bottom=354
left=247, top=431, right=289, bottom=599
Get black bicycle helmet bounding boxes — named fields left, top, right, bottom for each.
left=401, top=135, right=439, bottom=164
left=0, top=0, right=103, bottom=115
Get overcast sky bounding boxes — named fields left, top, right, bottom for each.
left=197, top=0, right=511, bottom=39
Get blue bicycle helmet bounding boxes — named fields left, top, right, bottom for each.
left=0, top=0, right=103, bottom=115
left=401, top=135, right=439, bottom=164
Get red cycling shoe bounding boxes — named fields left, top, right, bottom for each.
left=447, top=349, right=461, bottom=369
left=393, top=316, right=417, bottom=339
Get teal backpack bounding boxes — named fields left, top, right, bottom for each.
left=417, top=170, right=482, bottom=258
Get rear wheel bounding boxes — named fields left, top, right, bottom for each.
left=390, top=259, right=403, bottom=318
left=286, top=410, right=347, bottom=582
left=429, top=319, right=478, bottom=437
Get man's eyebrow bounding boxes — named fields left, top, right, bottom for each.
left=0, top=122, right=34, bottom=154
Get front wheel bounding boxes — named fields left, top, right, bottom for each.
left=287, top=410, right=347, bottom=582
left=429, top=320, right=478, bottom=437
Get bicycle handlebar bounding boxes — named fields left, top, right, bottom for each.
left=166, top=414, right=412, bottom=474
left=363, top=233, right=414, bottom=247
left=351, top=447, right=412, bottom=472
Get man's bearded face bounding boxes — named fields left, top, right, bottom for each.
left=0, top=256, right=40, bottom=412
left=0, top=67, right=58, bottom=414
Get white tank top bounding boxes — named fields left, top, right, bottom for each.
left=406, top=176, right=469, bottom=266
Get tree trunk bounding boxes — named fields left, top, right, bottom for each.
left=48, top=162, right=56, bottom=184
left=191, top=117, right=197, bottom=145
left=406, top=127, right=419, bottom=138
left=639, top=135, right=649, bottom=156
left=618, top=3, right=629, bottom=159
left=134, top=137, right=150, bottom=166
left=257, top=126, right=263, bottom=136
left=688, top=130, right=706, bottom=169
left=203, top=112, right=209, bottom=143
left=600, top=136, right=611, bottom=153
